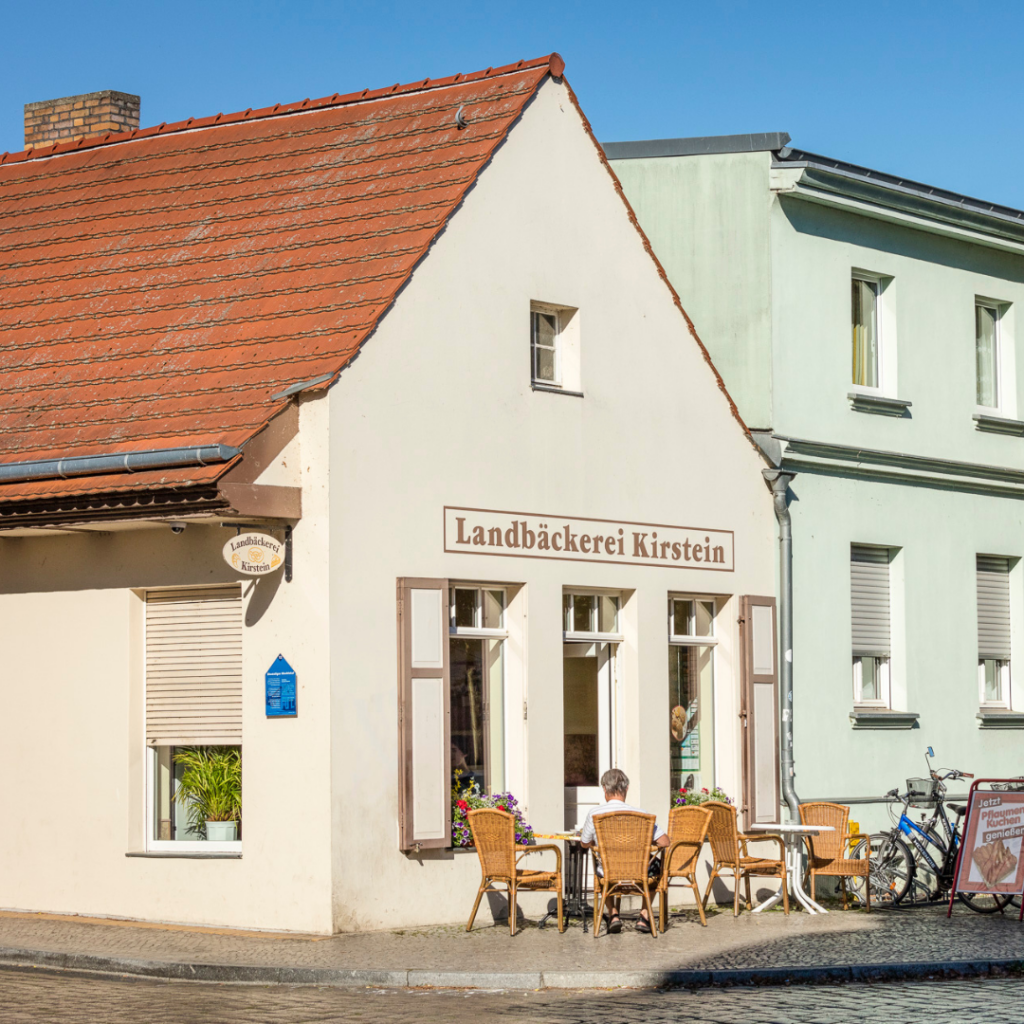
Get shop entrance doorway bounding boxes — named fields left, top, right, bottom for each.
left=563, top=642, right=616, bottom=830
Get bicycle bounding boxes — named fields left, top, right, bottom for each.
left=850, top=749, right=1013, bottom=913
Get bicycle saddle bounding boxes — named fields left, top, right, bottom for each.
left=948, top=803, right=967, bottom=817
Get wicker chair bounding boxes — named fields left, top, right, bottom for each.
left=657, top=805, right=713, bottom=930
left=465, top=808, right=564, bottom=936
left=591, top=810, right=658, bottom=938
left=701, top=800, right=788, bottom=916
left=799, top=802, right=872, bottom=911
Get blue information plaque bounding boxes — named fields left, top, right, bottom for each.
left=265, top=655, right=297, bottom=717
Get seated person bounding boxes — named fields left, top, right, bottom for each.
left=580, top=767, right=669, bottom=933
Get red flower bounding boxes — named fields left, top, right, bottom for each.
left=457, top=800, right=468, bottom=813
left=701, top=787, right=709, bottom=793
left=680, top=788, right=687, bottom=794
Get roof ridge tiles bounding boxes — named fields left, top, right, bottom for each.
left=0, top=53, right=563, bottom=168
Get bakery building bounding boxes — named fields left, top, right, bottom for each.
left=0, top=57, right=777, bottom=933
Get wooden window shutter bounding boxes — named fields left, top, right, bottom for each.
left=145, top=586, right=243, bottom=747
left=397, top=577, right=451, bottom=851
left=739, top=596, right=780, bottom=829
left=977, top=556, right=1011, bottom=660
left=851, top=545, right=891, bottom=656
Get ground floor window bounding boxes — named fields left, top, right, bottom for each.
left=152, top=746, right=242, bottom=842
left=145, top=586, right=243, bottom=849
left=980, top=658, right=1011, bottom=707
left=449, top=585, right=507, bottom=793
left=669, top=597, right=716, bottom=795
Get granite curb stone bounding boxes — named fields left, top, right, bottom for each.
left=1, top=946, right=1021, bottom=990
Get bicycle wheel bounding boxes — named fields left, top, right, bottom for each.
left=852, top=833, right=914, bottom=905
left=958, top=891, right=1015, bottom=914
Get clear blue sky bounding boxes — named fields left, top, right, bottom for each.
left=3, top=1, right=1024, bottom=207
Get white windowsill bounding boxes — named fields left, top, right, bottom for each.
left=531, top=381, right=584, bottom=398
left=127, top=849, right=242, bottom=859
left=847, top=391, right=912, bottom=416
left=849, top=708, right=919, bottom=729
left=143, top=841, right=242, bottom=855
left=563, top=631, right=624, bottom=643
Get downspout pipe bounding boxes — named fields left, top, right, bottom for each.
left=0, top=443, right=240, bottom=485
left=764, top=467, right=800, bottom=822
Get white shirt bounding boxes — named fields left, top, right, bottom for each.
left=579, top=798, right=666, bottom=845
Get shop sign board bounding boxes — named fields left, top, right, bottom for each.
left=953, top=787, right=1024, bottom=896
left=444, top=506, right=734, bottom=571
left=223, top=532, right=284, bottom=576
left=265, top=655, right=297, bottom=717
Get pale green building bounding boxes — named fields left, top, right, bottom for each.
left=608, top=133, right=1024, bottom=827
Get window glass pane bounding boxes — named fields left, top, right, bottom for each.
left=669, top=644, right=714, bottom=794
left=534, top=311, right=557, bottom=348
left=487, top=639, right=505, bottom=792
left=572, top=594, right=596, bottom=633
left=673, top=599, right=694, bottom=637
left=154, top=746, right=241, bottom=841
left=535, top=346, right=556, bottom=382
left=852, top=278, right=879, bottom=388
left=696, top=600, right=714, bottom=637
left=858, top=656, right=879, bottom=702
left=599, top=595, right=619, bottom=634
left=976, top=304, right=999, bottom=408
left=483, top=590, right=504, bottom=630
left=450, top=638, right=485, bottom=791
left=454, top=588, right=477, bottom=629
left=983, top=659, right=1002, bottom=703
left=563, top=654, right=599, bottom=787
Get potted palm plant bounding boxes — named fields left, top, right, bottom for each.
left=173, top=746, right=242, bottom=841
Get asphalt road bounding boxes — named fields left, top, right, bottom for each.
left=1, top=969, right=1022, bottom=1023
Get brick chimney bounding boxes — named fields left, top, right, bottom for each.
left=24, top=90, right=140, bottom=149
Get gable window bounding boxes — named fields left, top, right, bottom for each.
left=531, top=307, right=560, bottom=385
left=145, top=586, right=243, bottom=850
left=977, top=556, right=1011, bottom=708
left=668, top=597, right=717, bottom=795
left=851, top=545, right=892, bottom=707
left=852, top=275, right=880, bottom=389
left=976, top=302, right=1001, bottom=410
left=449, top=585, right=507, bottom=793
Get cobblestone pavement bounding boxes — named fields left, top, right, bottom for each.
left=1, top=902, right=1023, bottom=977
left=1, top=969, right=1022, bottom=1023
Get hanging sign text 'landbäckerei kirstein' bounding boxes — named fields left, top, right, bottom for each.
left=444, top=507, right=734, bottom=572
left=223, top=532, right=284, bottom=576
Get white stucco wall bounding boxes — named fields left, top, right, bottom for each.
left=0, top=395, right=334, bottom=933
left=326, top=78, right=776, bottom=931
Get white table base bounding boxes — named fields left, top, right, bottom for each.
left=751, top=831, right=829, bottom=915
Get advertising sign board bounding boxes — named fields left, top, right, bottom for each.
left=953, top=786, right=1024, bottom=897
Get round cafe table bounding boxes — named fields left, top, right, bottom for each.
left=747, top=823, right=835, bottom=915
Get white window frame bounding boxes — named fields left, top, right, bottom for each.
left=975, top=299, right=1003, bottom=412
left=852, top=655, right=891, bottom=709
left=563, top=590, right=623, bottom=643
left=978, top=659, right=1011, bottom=709
left=143, top=585, right=242, bottom=854
left=531, top=304, right=562, bottom=387
left=668, top=596, right=719, bottom=647
left=449, top=585, right=508, bottom=639
left=851, top=271, right=883, bottom=394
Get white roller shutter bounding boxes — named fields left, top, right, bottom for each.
left=145, top=586, right=243, bottom=747
left=977, top=556, right=1011, bottom=660
left=851, top=545, right=891, bottom=656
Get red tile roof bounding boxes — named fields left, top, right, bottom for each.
left=0, top=54, right=562, bottom=513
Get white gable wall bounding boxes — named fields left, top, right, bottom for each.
left=327, top=77, right=776, bottom=930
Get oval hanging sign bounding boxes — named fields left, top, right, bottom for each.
left=223, top=532, right=284, bottom=575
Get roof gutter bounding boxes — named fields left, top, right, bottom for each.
left=0, top=444, right=240, bottom=485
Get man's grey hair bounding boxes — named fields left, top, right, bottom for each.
left=601, top=768, right=629, bottom=797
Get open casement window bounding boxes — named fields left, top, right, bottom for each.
left=851, top=545, right=892, bottom=707
left=397, top=578, right=451, bottom=852
left=852, top=275, right=880, bottom=389
left=976, top=303, right=1001, bottom=410
left=977, top=556, right=1011, bottom=708
left=739, top=596, right=780, bottom=829
left=449, top=585, right=508, bottom=794
left=668, top=597, right=717, bottom=800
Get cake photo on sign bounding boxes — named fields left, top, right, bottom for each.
left=972, top=837, right=1018, bottom=889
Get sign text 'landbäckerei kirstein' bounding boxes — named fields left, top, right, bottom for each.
left=444, top=507, right=734, bottom=572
